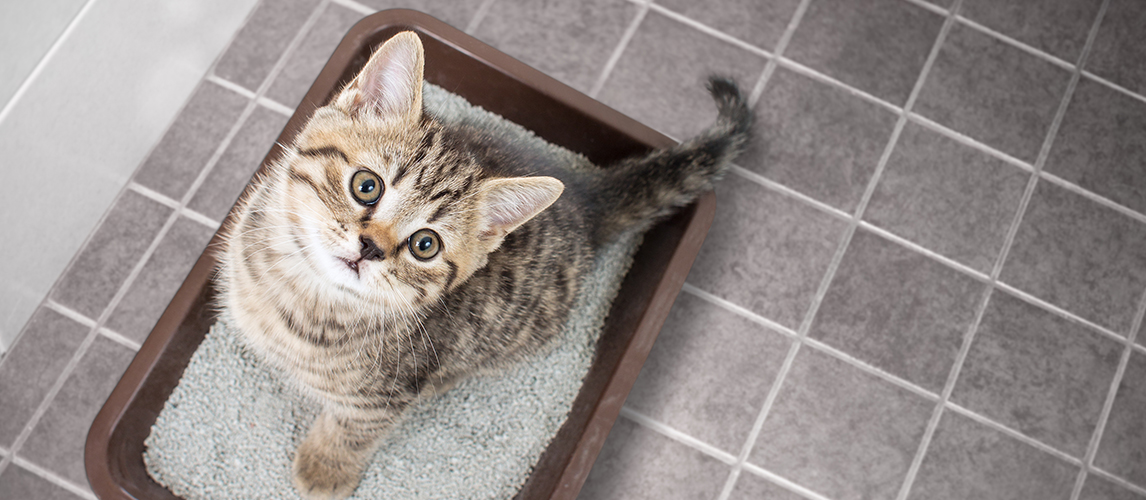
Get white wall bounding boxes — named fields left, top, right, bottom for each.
left=0, top=0, right=259, bottom=352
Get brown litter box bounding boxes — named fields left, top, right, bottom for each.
left=85, top=9, right=715, bottom=500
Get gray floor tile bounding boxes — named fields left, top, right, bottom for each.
left=1045, top=77, right=1146, bottom=216
left=579, top=417, right=730, bottom=500
left=728, top=471, right=806, bottom=500
left=626, top=292, right=791, bottom=454
left=104, top=217, right=216, bottom=345
left=865, top=122, right=1029, bottom=273
left=914, top=23, right=1072, bottom=162
left=0, top=308, right=87, bottom=446
left=745, top=67, right=898, bottom=213
left=0, top=462, right=84, bottom=500
left=953, top=290, right=1122, bottom=458
left=1095, top=351, right=1146, bottom=489
left=750, top=348, right=933, bottom=500
left=1079, top=474, right=1146, bottom=500
left=1085, top=0, right=1146, bottom=96
left=473, top=0, right=638, bottom=95
left=213, top=0, right=322, bottom=92
left=49, top=191, right=174, bottom=319
left=356, top=0, right=487, bottom=30
left=264, top=3, right=363, bottom=110
left=132, top=81, right=250, bottom=201
left=596, top=9, right=767, bottom=140
left=909, top=411, right=1077, bottom=500
left=19, top=336, right=135, bottom=486
left=686, top=179, right=848, bottom=330
left=1001, top=181, right=1146, bottom=334
left=784, top=0, right=944, bottom=106
left=960, top=0, right=1102, bottom=62
left=809, top=228, right=984, bottom=392
left=188, top=106, right=291, bottom=222
left=653, top=0, right=802, bottom=51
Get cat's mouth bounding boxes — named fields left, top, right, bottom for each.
left=339, top=257, right=361, bottom=276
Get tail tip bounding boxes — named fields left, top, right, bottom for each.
left=705, top=75, right=753, bottom=136
left=705, top=76, right=742, bottom=101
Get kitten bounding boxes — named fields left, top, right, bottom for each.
left=219, top=31, right=752, bottom=500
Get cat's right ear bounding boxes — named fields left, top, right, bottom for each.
left=335, top=31, right=424, bottom=126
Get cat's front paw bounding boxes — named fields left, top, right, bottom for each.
left=292, top=439, right=365, bottom=500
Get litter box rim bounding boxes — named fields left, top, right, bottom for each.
left=86, top=9, right=716, bottom=500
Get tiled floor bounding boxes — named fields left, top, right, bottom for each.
left=1, top=0, right=1145, bottom=499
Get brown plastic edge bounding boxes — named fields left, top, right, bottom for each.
left=85, top=9, right=714, bottom=500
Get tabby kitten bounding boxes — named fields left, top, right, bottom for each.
left=219, top=31, right=751, bottom=500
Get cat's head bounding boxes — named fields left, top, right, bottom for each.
left=263, top=31, right=562, bottom=309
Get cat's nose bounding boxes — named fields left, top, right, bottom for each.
left=359, top=235, right=386, bottom=261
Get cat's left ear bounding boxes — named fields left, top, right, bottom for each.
left=476, top=177, right=564, bottom=251
left=336, top=31, right=424, bottom=125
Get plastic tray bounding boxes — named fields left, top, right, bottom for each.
left=85, top=9, right=715, bottom=499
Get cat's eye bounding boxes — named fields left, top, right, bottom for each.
left=408, top=229, right=441, bottom=260
left=350, top=170, right=383, bottom=205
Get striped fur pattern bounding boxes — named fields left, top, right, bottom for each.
left=218, top=32, right=752, bottom=500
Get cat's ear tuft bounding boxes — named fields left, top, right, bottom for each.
left=337, top=31, right=424, bottom=125
left=477, top=177, right=564, bottom=250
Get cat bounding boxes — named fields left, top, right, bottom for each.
left=219, top=31, right=752, bottom=500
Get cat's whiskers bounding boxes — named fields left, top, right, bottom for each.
left=250, top=240, right=322, bottom=289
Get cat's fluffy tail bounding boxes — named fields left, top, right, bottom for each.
left=590, top=76, right=753, bottom=246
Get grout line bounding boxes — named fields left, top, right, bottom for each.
left=9, top=456, right=97, bottom=500
left=182, top=208, right=223, bottom=230
left=329, top=0, right=375, bottom=16
left=0, top=0, right=100, bottom=126
left=1087, top=466, right=1146, bottom=497
left=745, top=0, right=812, bottom=106
left=728, top=166, right=850, bottom=221
left=898, top=1, right=1108, bottom=498
left=994, top=282, right=1128, bottom=344
left=1081, top=70, right=1146, bottom=106
left=904, top=112, right=1033, bottom=172
left=43, top=300, right=98, bottom=330
left=739, top=462, right=833, bottom=500
left=128, top=182, right=222, bottom=229
left=588, top=1, right=649, bottom=98
left=645, top=3, right=773, bottom=60
left=954, top=15, right=1075, bottom=71
left=1039, top=171, right=1146, bottom=226
left=206, top=73, right=256, bottom=100
left=857, top=222, right=991, bottom=283
left=770, top=56, right=901, bottom=113
left=99, top=327, right=142, bottom=352
left=0, top=0, right=334, bottom=482
left=944, top=402, right=1082, bottom=466
left=618, top=406, right=738, bottom=465
left=802, top=337, right=941, bottom=402
left=128, top=182, right=180, bottom=209
left=681, top=283, right=798, bottom=338
left=898, top=0, right=948, bottom=16
left=1072, top=285, right=1146, bottom=500
left=464, top=0, right=500, bottom=35
left=257, top=96, right=296, bottom=117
